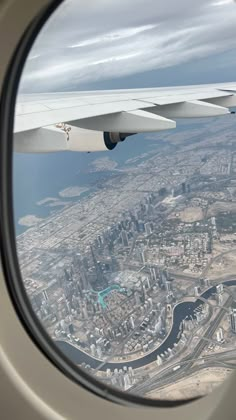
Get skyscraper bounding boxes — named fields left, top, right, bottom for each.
left=80, top=267, right=89, bottom=291
left=216, top=284, right=224, bottom=294
left=230, top=309, right=236, bottom=333
left=134, top=291, right=140, bottom=306
left=90, top=245, right=104, bottom=284
left=130, top=316, right=135, bottom=329
left=144, top=222, right=152, bottom=236
left=141, top=250, right=146, bottom=264
left=165, top=281, right=171, bottom=293
left=121, top=230, right=129, bottom=247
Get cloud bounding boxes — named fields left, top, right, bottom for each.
left=19, top=0, right=236, bottom=92
left=211, top=0, right=233, bottom=6
left=68, top=24, right=157, bottom=49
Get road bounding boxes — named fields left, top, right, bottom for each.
left=128, top=295, right=233, bottom=395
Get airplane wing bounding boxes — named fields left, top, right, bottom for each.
left=14, top=82, right=236, bottom=153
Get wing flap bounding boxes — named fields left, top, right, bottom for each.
left=144, top=100, right=230, bottom=119
left=202, top=94, right=236, bottom=108
left=70, top=110, right=176, bottom=133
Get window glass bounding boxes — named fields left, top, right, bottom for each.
left=13, top=0, right=236, bottom=401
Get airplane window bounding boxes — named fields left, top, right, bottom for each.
left=8, top=0, right=236, bottom=405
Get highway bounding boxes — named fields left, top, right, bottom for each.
left=128, top=295, right=233, bottom=395
left=57, top=279, right=236, bottom=375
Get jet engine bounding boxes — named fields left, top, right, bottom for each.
left=14, top=124, right=135, bottom=153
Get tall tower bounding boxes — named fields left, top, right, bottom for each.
left=75, top=253, right=89, bottom=291
left=90, top=246, right=104, bottom=285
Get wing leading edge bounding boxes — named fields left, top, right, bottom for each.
left=14, top=82, right=236, bottom=153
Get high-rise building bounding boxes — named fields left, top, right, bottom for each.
left=98, top=235, right=103, bottom=247
left=199, top=277, right=205, bottom=287
left=134, top=209, right=140, bottom=220
left=145, top=277, right=151, bottom=289
left=82, top=256, right=89, bottom=271
left=144, top=222, right=152, bottom=236
left=156, top=355, right=163, bottom=366
left=65, top=300, right=71, bottom=314
left=42, top=290, right=49, bottom=301
left=166, top=293, right=173, bottom=303
left=204, top=278, right=210, bottom=288
left=130, top=221, right=137, bottom=233
left=134, top=291, right=140, bottom=306
left=166, top=304, right=172, bottom=318
left=82, top=304, right=88, bottom=320
left=68, top=323, right=74, bottom=334
left=128, top=367, right=134, bottom=378
left=121, top=230, right=129, bottom=247
left=130, top=316, right=135, bottom=329
left=124, top=373, right=131, bottom=390
left=149, top=204, right=155, bottom=216
left=140, top=278, right=146, bottom=301
left=165, top=281, right=171, bottom=293
left=80, top=268, right=89, bottom=291
left=230, top=309, right=236, bottom=333
left=150, top=268, right=157, bottom=284
left=141, top=250, right=146, bottom=264
left=159, top=269, right=168, bottom=287
left=216, top=327, right=224, bottom=342
left=90, top=245, right=104, bottom=284
left=216, top=293, right=223, bottom=305
left=216, top=284, right=224, bottom=294
left=148, top=297, right=153, bottom=309
left=90, top=344, right=96, bottom=357
left=64, top=269, right=71, bottom=282
left=138, top=221, right=145, bottom=233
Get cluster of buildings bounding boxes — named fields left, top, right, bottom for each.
left=15, top=133, right=236, bottom=393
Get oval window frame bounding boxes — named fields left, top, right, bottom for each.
left=0, top=0, right=199, bottom=408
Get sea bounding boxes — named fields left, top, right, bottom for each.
left=13, top=134, right=165, bottom=235
left=13, top=119, right=207, bottom=236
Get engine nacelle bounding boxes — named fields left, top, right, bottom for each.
left=14, top=124, right=133, bottom=153
left=103, top=131, right=133, bottom=150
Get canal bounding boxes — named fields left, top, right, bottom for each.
left=56, top=279, right=236, bottom=371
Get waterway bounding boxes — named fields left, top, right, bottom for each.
left=55, top=279, right=236, bottom=371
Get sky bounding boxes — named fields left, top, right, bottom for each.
left=19, top=0, right=236, bottom=92
left=14, top=0, right=236, bottom=231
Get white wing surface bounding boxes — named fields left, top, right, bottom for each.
left=14, top=82, right=236, bottom=153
